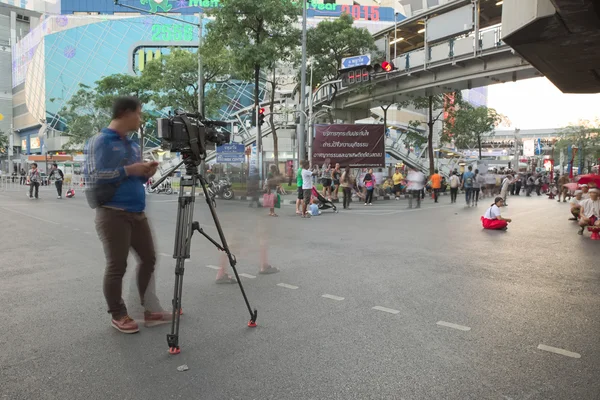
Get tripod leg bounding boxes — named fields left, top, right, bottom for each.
left=167, top=174, right=196, bottom=354
left=167, top=259, right=184, bottom=355
left=198, top=175, right=258, bottom=327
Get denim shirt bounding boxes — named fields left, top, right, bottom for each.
left=84, top=128, right=146, bottom=212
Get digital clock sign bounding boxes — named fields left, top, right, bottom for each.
left=151, top=23, right=195, bottom=41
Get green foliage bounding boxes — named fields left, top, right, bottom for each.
left=0, top=129, right=8, bottom=154
left=555, top=119, right=600, bottom=162
left=443, top=103, right=505, bottom=151
left=53, top=84, right=112, bottom=149
left=143, top=49, right=200, bottom=112
left=306, top=13, right=377, bottom=87
left=207, top=0, right=301, bottom=168
left=207, top=0, right=301, bottom=79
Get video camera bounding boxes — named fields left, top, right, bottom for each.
left=157, top=111, right=231, bottom=164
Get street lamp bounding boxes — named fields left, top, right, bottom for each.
left=298, top=0, right=308, bottom=163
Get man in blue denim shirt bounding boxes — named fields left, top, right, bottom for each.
left=85, top=97, right=167, bottom=334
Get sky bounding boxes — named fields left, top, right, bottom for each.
left=486, top=77, right=600, bottom=130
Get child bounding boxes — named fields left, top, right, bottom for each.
left=309, top=198, right=321, bottom=216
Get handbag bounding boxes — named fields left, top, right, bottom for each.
left=262, top=193, right=275, bottom=208
left=275, top=194, right=281, bottom=209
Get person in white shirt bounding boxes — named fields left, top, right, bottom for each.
left=577, top=188, right=600, bottom=235
left=406, top=167, right=425, bottom=209
left=481, top=196, right=512, bottom=230
left=569, top=190, right=584, bottom=221
left=449, top=172, right=460, bottom=203
left=301, top=160, right=316, bottom=218
left=500, top=175, right=513, bottom=206
left=580, top=184, right=590, bottom=199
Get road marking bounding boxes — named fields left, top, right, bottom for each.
left=239, top=273, right=256, bottom=279
left=372, top=306, right=400, bottom=314
left=436, top=321, right=471, bottom=331
left=84, top=231, right=92, bottom=235
left=277, top=283, right=299, bottom=289
left=158, top=252, right=171, bottom=257
left=537, top=344, right=581, bottom=359
left=322, top=294, right=344, bottom=301
left=205, top=265, right=220, bottom=270
left=0, top=207, right=60, bottom=225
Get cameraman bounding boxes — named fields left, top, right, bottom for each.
left=85, top=96, right=166, bottom=334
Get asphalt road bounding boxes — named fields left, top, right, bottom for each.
left=1, top=186, right=599, bottom=400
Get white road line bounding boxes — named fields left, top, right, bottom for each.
left=158, top=252, right=171, bottom=257
left=239, top=273, right=256, bottom=279
left=84, top=231, right=92, bottom=235
left=537, top=344, right=581, bottom=359
left=372, top=306, right=400, bottom=314
left=277, top=283, right=299, bottom=289
left=205, top=265, right=220, bottom=270
left=322, top=294, right=345, bottom=301
left=73, top=228, right=80, bottom=231
left=0, top=207, right=60, bottom=225
left=436, top=321, right=471, bottom=331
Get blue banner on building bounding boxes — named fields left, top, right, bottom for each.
left=216, top=143, right=245, bottom=164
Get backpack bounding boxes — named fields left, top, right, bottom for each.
left=465, top=175, right=473, bottom=186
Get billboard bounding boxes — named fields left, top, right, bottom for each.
left=312, top=124, right=385, bottom=168
left=523, top=140, right=535, bottom=157
left=426, top=4, right=473, bottom=43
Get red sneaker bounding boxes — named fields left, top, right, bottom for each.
left=111, top=315, right=139, bottom=334
left=144, top=311, right=173, bottom=327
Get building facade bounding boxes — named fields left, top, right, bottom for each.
left=5, top=0, right=401, bottom=173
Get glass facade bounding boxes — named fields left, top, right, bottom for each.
left=11, top=0, right=401, bottom=153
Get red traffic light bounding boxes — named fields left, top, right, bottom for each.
left=381, top=61, right=394, bottom=72
left=259, top=107, right=265, bottom=115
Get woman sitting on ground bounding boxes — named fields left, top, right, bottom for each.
left=481, top=197, right=512, bottom=230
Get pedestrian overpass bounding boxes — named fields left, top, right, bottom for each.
left=310, top=23, right=540, bottom=120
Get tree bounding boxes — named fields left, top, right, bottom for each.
left=306, top=13, right=377, bottom=87
left=142, top=46, right=231, bottom=118
left=555, top=119, right=600, bottom=173
left=53, top=83, right=112, bottom=149
left=207, top=0, right=300, bottom=172
left=0, top=130, right=7, bottom=153
left=443, top=103, right=506, bottom=160
left=406, top=93, right=462, bottom=175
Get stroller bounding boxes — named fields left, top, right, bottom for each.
left=311, top=187, right=338, bottom=213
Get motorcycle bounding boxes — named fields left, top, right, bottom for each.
left=146, top=177, right=173, bottom=195
left=208, top=178, right=234, bottom=200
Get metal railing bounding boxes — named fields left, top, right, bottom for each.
left=309, top=25, right=506, bottom=109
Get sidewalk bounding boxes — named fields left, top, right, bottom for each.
left=230, top=191, right=451, bottom=206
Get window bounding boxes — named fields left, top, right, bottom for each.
left=16, top=14, right=30, bottom=22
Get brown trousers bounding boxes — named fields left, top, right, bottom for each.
left=95, top=207, right=159, bottom=319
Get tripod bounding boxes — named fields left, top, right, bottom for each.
left=155, top=159, right=258, bottom=355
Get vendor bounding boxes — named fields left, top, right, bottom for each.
left=578, top=188, right=600, bottom=235
left=481, top=197, right=512, bottom=231
left=569, top=190, right=583, bottom=221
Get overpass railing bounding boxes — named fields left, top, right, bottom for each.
left=310, top=25, right=505, bottom=108
left=393, top=25, right=503, bottom=72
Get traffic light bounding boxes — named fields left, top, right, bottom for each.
left=250, top=107, right=266, bottom=126
left=372, top=61, right=395, bottom=73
